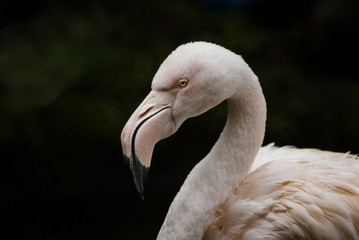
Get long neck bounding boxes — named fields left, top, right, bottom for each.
left=157, top=77, right=266, bottom=240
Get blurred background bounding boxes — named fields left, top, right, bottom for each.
left=1, top=0, right=359, bottom=239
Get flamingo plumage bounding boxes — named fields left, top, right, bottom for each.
left=121, top=42, right=359, bottom=240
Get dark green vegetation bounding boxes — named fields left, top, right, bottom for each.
left=1, top=0, right=358, bottom=239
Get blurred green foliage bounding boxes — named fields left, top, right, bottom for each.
left=1, top=0, right=359, bottom=239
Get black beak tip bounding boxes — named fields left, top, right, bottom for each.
left=124, top=154, right=149, bottom=201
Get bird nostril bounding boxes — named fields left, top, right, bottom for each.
left=138, top=106, right=153, bottom=119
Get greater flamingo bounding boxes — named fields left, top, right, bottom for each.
left=121, top=42, right=359, bottom=240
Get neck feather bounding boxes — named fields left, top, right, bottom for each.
left=157, top=77, right=266, bottom=240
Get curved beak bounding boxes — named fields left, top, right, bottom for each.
left=121, top=90, right=176, bottom=199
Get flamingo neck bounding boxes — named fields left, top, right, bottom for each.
left=157, top=77, right=266, bottom=240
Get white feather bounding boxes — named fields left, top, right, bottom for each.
left=206, top=145, right=359, bottom=240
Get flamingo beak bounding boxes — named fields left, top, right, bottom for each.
left=121, top=90, right=176, bottom=199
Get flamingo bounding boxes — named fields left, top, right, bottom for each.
left=121, top=42, right=359, bottom=240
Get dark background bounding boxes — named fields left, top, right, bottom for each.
left=1, top=0, right=358, bottom=239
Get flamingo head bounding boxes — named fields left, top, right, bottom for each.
left=121, top=42, right=245, bottom=198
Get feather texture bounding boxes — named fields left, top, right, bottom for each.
left=204, top=145, right=359, bottom=240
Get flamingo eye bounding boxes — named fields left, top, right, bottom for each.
left=177, top=79, right=188, bottom=89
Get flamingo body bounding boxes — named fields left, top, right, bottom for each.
left=205, top=144, right=359, bottom=239
left=121, top=42, right=359, bottom=240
